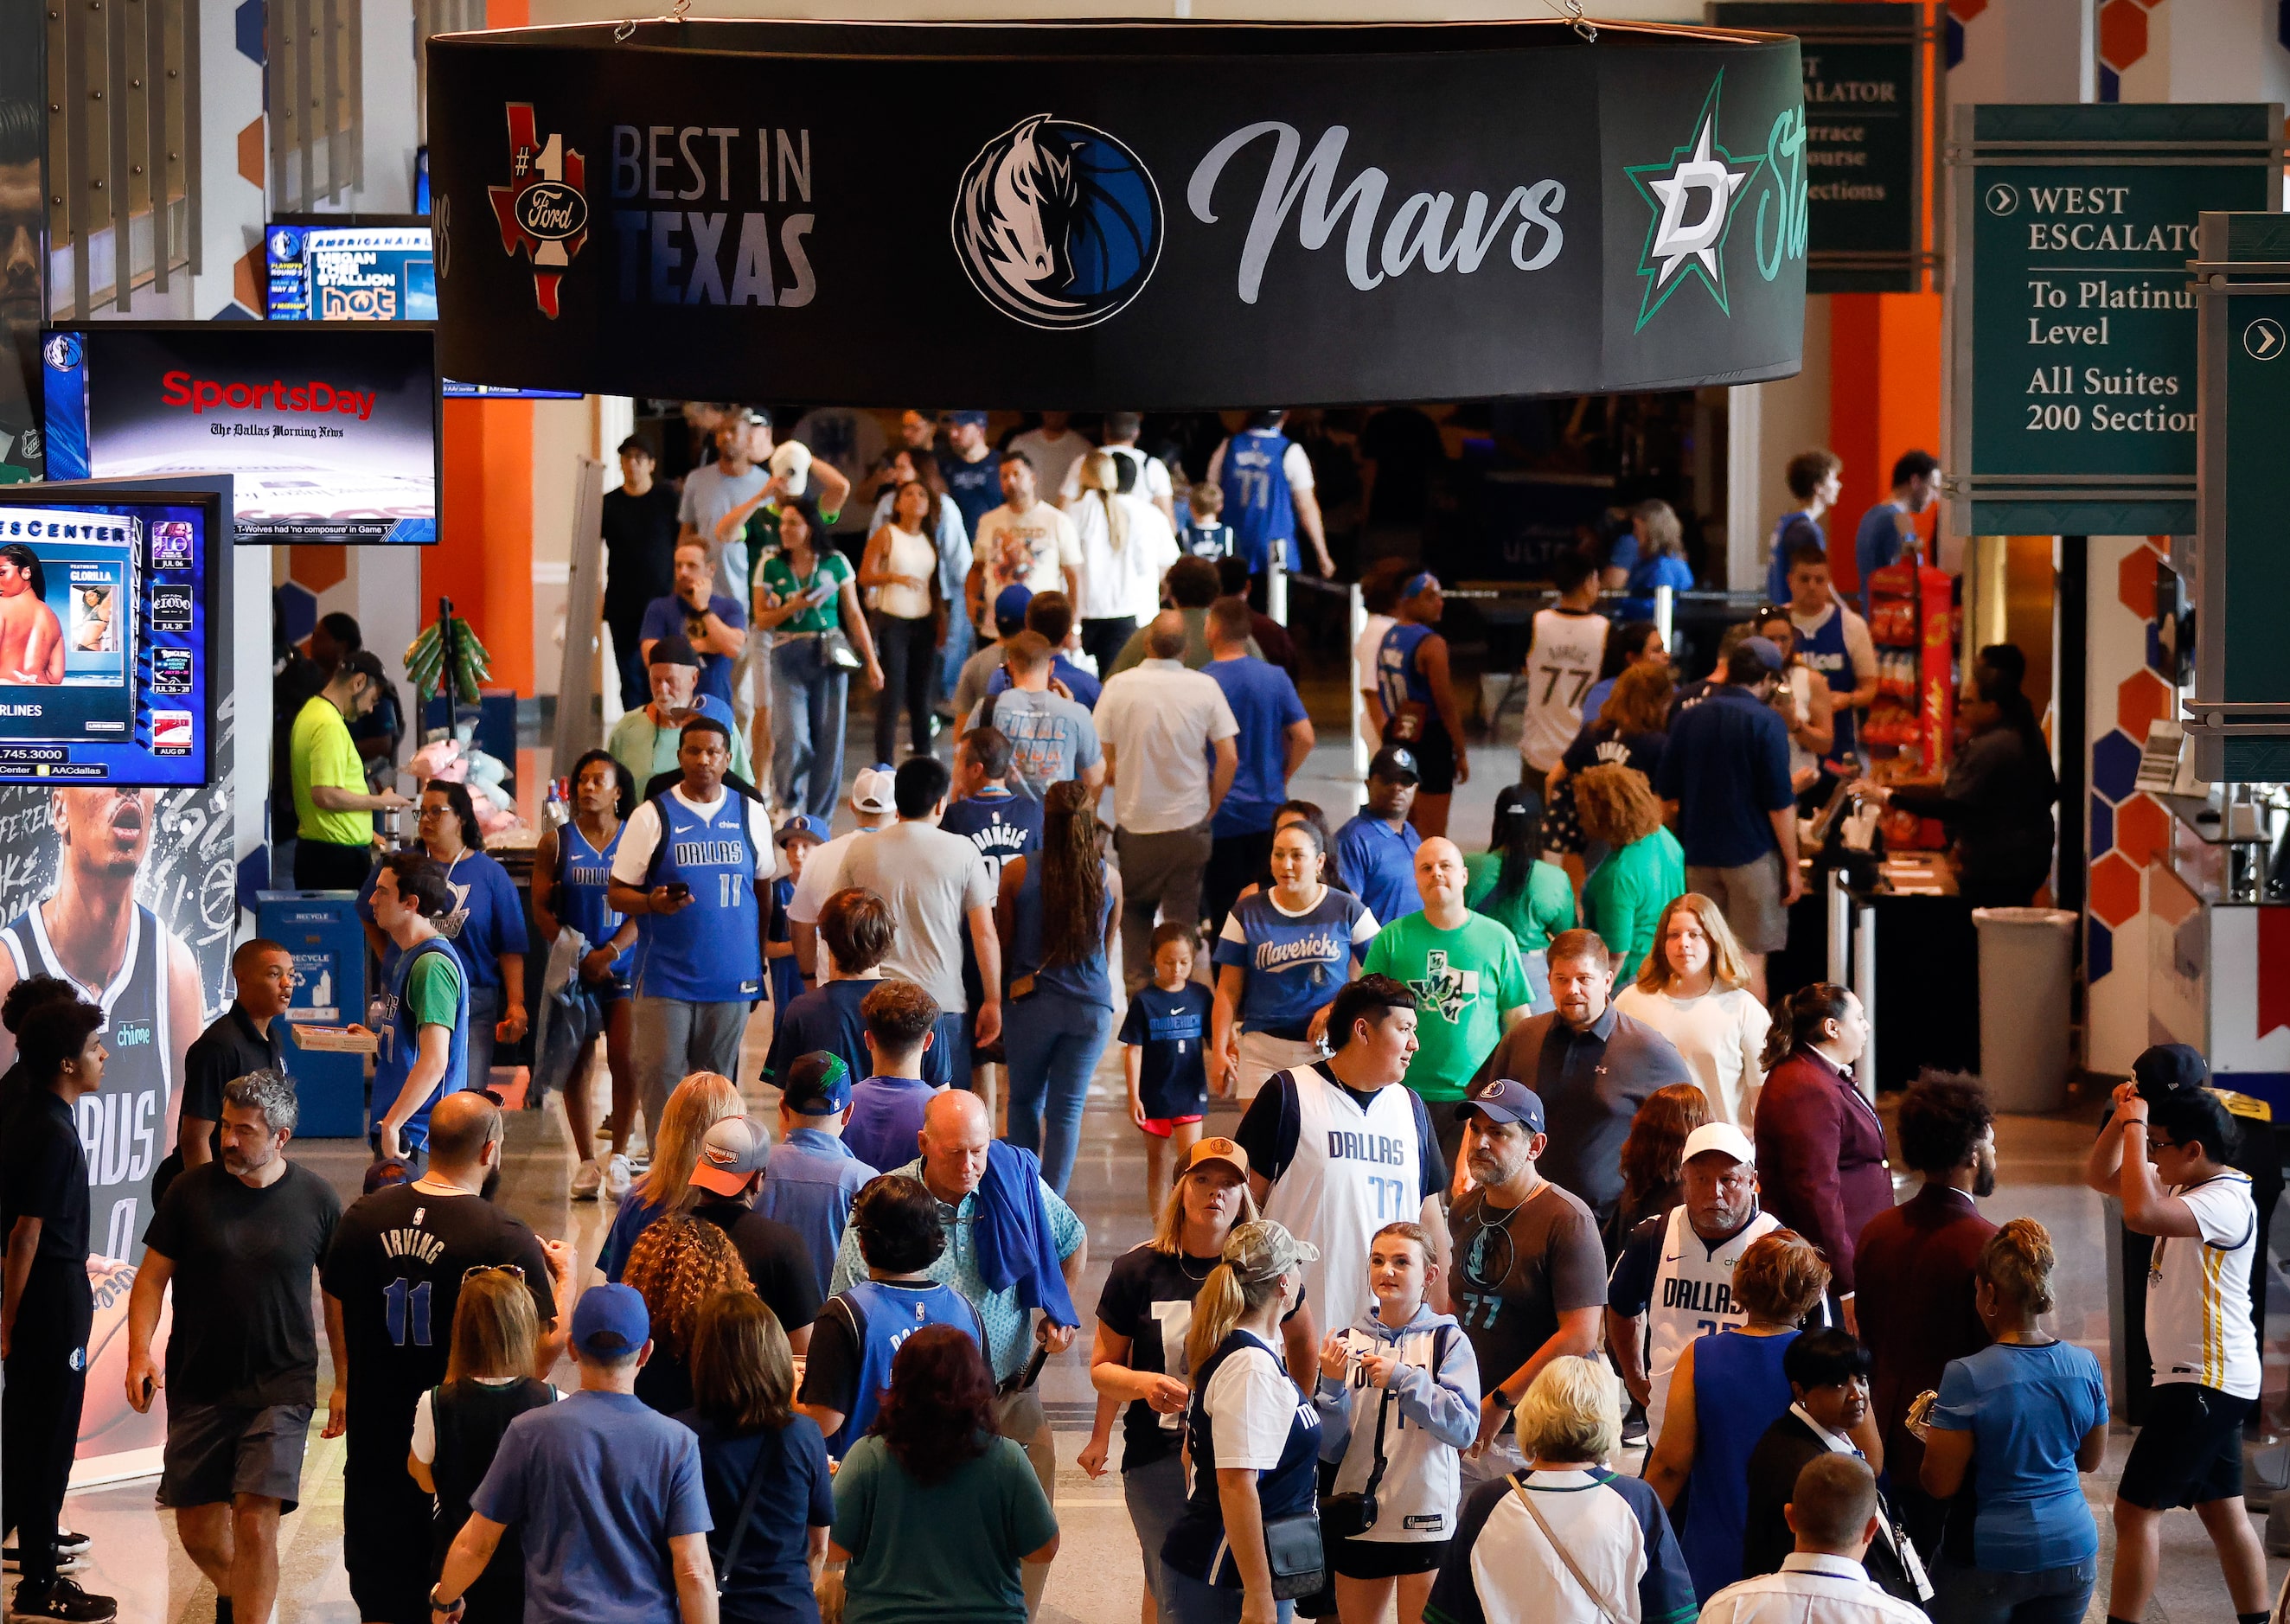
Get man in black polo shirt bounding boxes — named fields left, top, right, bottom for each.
left=1, top=1000, right=118, bottom=1623
left=157, top=940, right=295, bottom=1207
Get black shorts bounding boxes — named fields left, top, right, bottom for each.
left=1328, top=1535, right=1449, bottom=1580
left=343, top=1461, right=434, bottom=1623
left=158, top=1401, right=312, bottom=1512
left=2117, top=1383, right=2254, bottom=1510
left=1391, top=721, right=1457, bottom=796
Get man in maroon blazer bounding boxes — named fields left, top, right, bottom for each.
left=1853, top=1071, right=1998, bottom=1553
left=1753, top=986, right=1891, bottom=1332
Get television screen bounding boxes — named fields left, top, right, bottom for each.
left=0, top=486, right=220, bottom=786
left=265, top=217, right=577, bottom=400
left=40, top=323, right=442, bottom=544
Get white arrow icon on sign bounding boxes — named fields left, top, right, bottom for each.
left=2246, top=317, right=2286, bottom=361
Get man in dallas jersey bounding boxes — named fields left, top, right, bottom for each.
left=1603, top=1122, right=1781, bottom=1448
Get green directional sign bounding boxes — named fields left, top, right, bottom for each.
left=1710, top=2, right=1935, bottom=292
left=1948, top=104, right=2281, bottom=536
left=2191, top=212, right=2290, bottom=782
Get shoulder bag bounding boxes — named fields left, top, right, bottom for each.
left=1510, top=1473, right=1630, bottom=1624
left=713, top=1435, right=776, bottom=1599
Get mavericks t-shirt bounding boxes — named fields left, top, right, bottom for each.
left=1213, top=887, right=1378, bottom=1038
left=1362, top=911, right=1532, bottom=1103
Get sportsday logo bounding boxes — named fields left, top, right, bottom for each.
left=159, top=373, right=379, bottom=419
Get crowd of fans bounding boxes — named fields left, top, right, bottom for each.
left=8, top=412, right=2240, bottom=1624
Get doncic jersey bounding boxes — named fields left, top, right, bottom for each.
left=938, top=788, right=1043, bottom=883
left=1642, top=1205, right=1781, bottom=1443
left=1, top=901, right=176, bottom=1262
left=1519, top=608, right=1609, bottom=773
left=1377, top=622, right=1437, bottom=737
left=634, top=790, right=764, bottom=1003
left=1220, top=429, right=1297, bottom=572
left=371, top=936, right=470, bottom=1154
left=1259, top=1066, right=1424, bottom=1337
left=820, top=1279, right=985, bottom=1455
left=557, top=821, right=632, bottom=979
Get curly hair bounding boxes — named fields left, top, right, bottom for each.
left=874, top=1324, right=996, bottom=1486
left=1572, top=764, right=1666, bottom=848
left=623, top=1215, right=752, bottom=1359
left=1978, top=1218, right=2057, bottom=1316
left=1897, top=1071, right=1994, bottom=1176
left=1039, top=779, right=1108, bottom=971
left=1615, top=1083, right=1713, bottom=1224
left=1596, top=660, right=1676, bottom=737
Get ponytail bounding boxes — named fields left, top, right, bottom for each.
left=1761, top=981, right=1855, bottom=1073
left=1978, top=1218, right=2057, bottom=1316
left=1187, top=1264, right=1249, bottom=1374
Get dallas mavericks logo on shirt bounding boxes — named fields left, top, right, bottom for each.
left=1407, top=949, right=1475, bottom=1026
left=954, top=115, right=1163, bottom=329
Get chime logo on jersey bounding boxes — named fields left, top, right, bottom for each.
left=1625, top=74, right=1760, bottom=332
left=954, top=115, right=1164, bottom=330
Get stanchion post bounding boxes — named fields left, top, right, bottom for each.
left=1269, top=566, right=1289, bottom=627
left=1348, top=581, right=1369, bottom=778
left=1852, top=902, right=1877, bottom=1101
left=1654, top=584, right=1674, bottom=650
left=1826, top=866, right=1851, bottom=988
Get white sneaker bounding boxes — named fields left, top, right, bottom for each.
left=569, top=1157, right=602, bottom=1201
left=603, top=1153, right=634, bottom=1200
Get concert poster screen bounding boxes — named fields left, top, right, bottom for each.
left=40, top=323, right=442, bottom=544
left=0, top=487, right=220, bottom=786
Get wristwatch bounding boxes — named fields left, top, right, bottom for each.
left=430, top=1584, right=464, bottom=1616
left=1487, top=1386, right=1518, bottom=1411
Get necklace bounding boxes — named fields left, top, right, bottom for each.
left=1460, top=1180, right=1546, bottom=1288
left=1177, top=1252, right=1215, bottom=1282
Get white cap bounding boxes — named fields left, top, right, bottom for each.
left=850, top=766, right=897, bottom=815
left=1682, top=1122, right=1756, bottom=1166
left=771, top=439, right=812, bottom=496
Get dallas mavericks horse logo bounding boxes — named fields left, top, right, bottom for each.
left=953, top=115, right=1163, bottom=330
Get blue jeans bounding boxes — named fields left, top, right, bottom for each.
left=1001, top=994, right=1115, bottom=1195
left=1162, top=1564, right=1292, bottom=1624
left=771, top=636, right=849, bottom=822
left=1931, top=1556, right=2097, bottom=1624
left=936, top=610, right=973, bottom=706
left=1124, top=1455, right=1189, bottom=1624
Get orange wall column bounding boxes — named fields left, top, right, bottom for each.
left=435, top=398, right=535, bottom=692
left=1826, top=291, right=1945, bottom=597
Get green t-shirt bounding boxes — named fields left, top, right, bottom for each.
left=606, top=707, right=753, bottom=791
left=1462, top=850, right=1576, bottom=956
left=290, top=694, right=370, bottom=847
left=832, top=1433, right=1057, bottom=1624
left=756, top=549, right=854, bottom=634
left=1580, top=827, right=1687, bottom=981
left=1362, top=909, right=1532, bottom=1103
left=405, top=949, right=464, bottom=1030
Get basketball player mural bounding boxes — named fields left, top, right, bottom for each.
left=0, top=788, right=206, bottom=1261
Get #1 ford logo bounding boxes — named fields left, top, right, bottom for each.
left=516, top=181, right=589, bottom=241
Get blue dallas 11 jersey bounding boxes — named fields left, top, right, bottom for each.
left=633, top=791, right=764, bottom=1003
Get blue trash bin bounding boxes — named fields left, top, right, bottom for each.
left=256, top=890, right=370, bottom=1139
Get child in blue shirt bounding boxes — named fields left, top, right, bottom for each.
left=767, top=815, right=827, bottom=1016
left=1118, top=923, right=1215, bottom=1211
left=842, top=978, right=947, bottom=1176
left=1176, top=482, right=1238, bottom=561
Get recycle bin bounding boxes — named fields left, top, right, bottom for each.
left=1971, top=906, right=2077, bottom=1112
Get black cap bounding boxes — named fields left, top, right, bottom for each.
left=1368, top=744, right=1421, bottom=784
left=2133, top=1043, right=2208, bottom=1102
left=647, top=633, right=700, bottom=668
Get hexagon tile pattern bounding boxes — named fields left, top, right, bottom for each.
left=276, top=582, right=317, bottom=649
left=2117, top=543, right=2160, bottom=618
left=2091, top=849, right=2143, bottom=929
left=2092, top=728, right=2143, bottom=805
left=239, top=118, right=265, bottom=190
left=2117, top=668, right=2172, bottom=747
left=2099, top=0, right=2149, bottom=71
left=2114, top=794, right=2171, bottom=868
left=235, top=0, right=265, bottom=66
left=2089, top=918, right=2114, bottom=982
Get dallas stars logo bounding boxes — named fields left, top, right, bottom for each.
left=1625, top=74, right=1764, bottom=333
left=1408, top=949, right=1476, bottom=1026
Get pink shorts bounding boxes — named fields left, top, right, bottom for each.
left=1139, top=1116, right=1205, bottom=1139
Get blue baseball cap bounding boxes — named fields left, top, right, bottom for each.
left=777, top=813, right=829, bottom=847
left=571, top=1283, right=650, bottom=1358
left=1738, top=636, right=1786, bottom=674
left=995, top=584, right=1034, bottom=625
left=949, top=411, right=988, bottom=429
left=784, top=1051, right=854, bottom=1116
left=1458, top=1077, right=1545, bottom=1134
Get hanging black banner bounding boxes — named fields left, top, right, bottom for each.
left=425, top=18, right=1808, bottom=408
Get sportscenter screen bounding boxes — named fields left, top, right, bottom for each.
left=0, top=487, right=219, bottom=786
left=40, top=323, right=441, bottom=544
left=265, top=216, right=577, bottom=400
